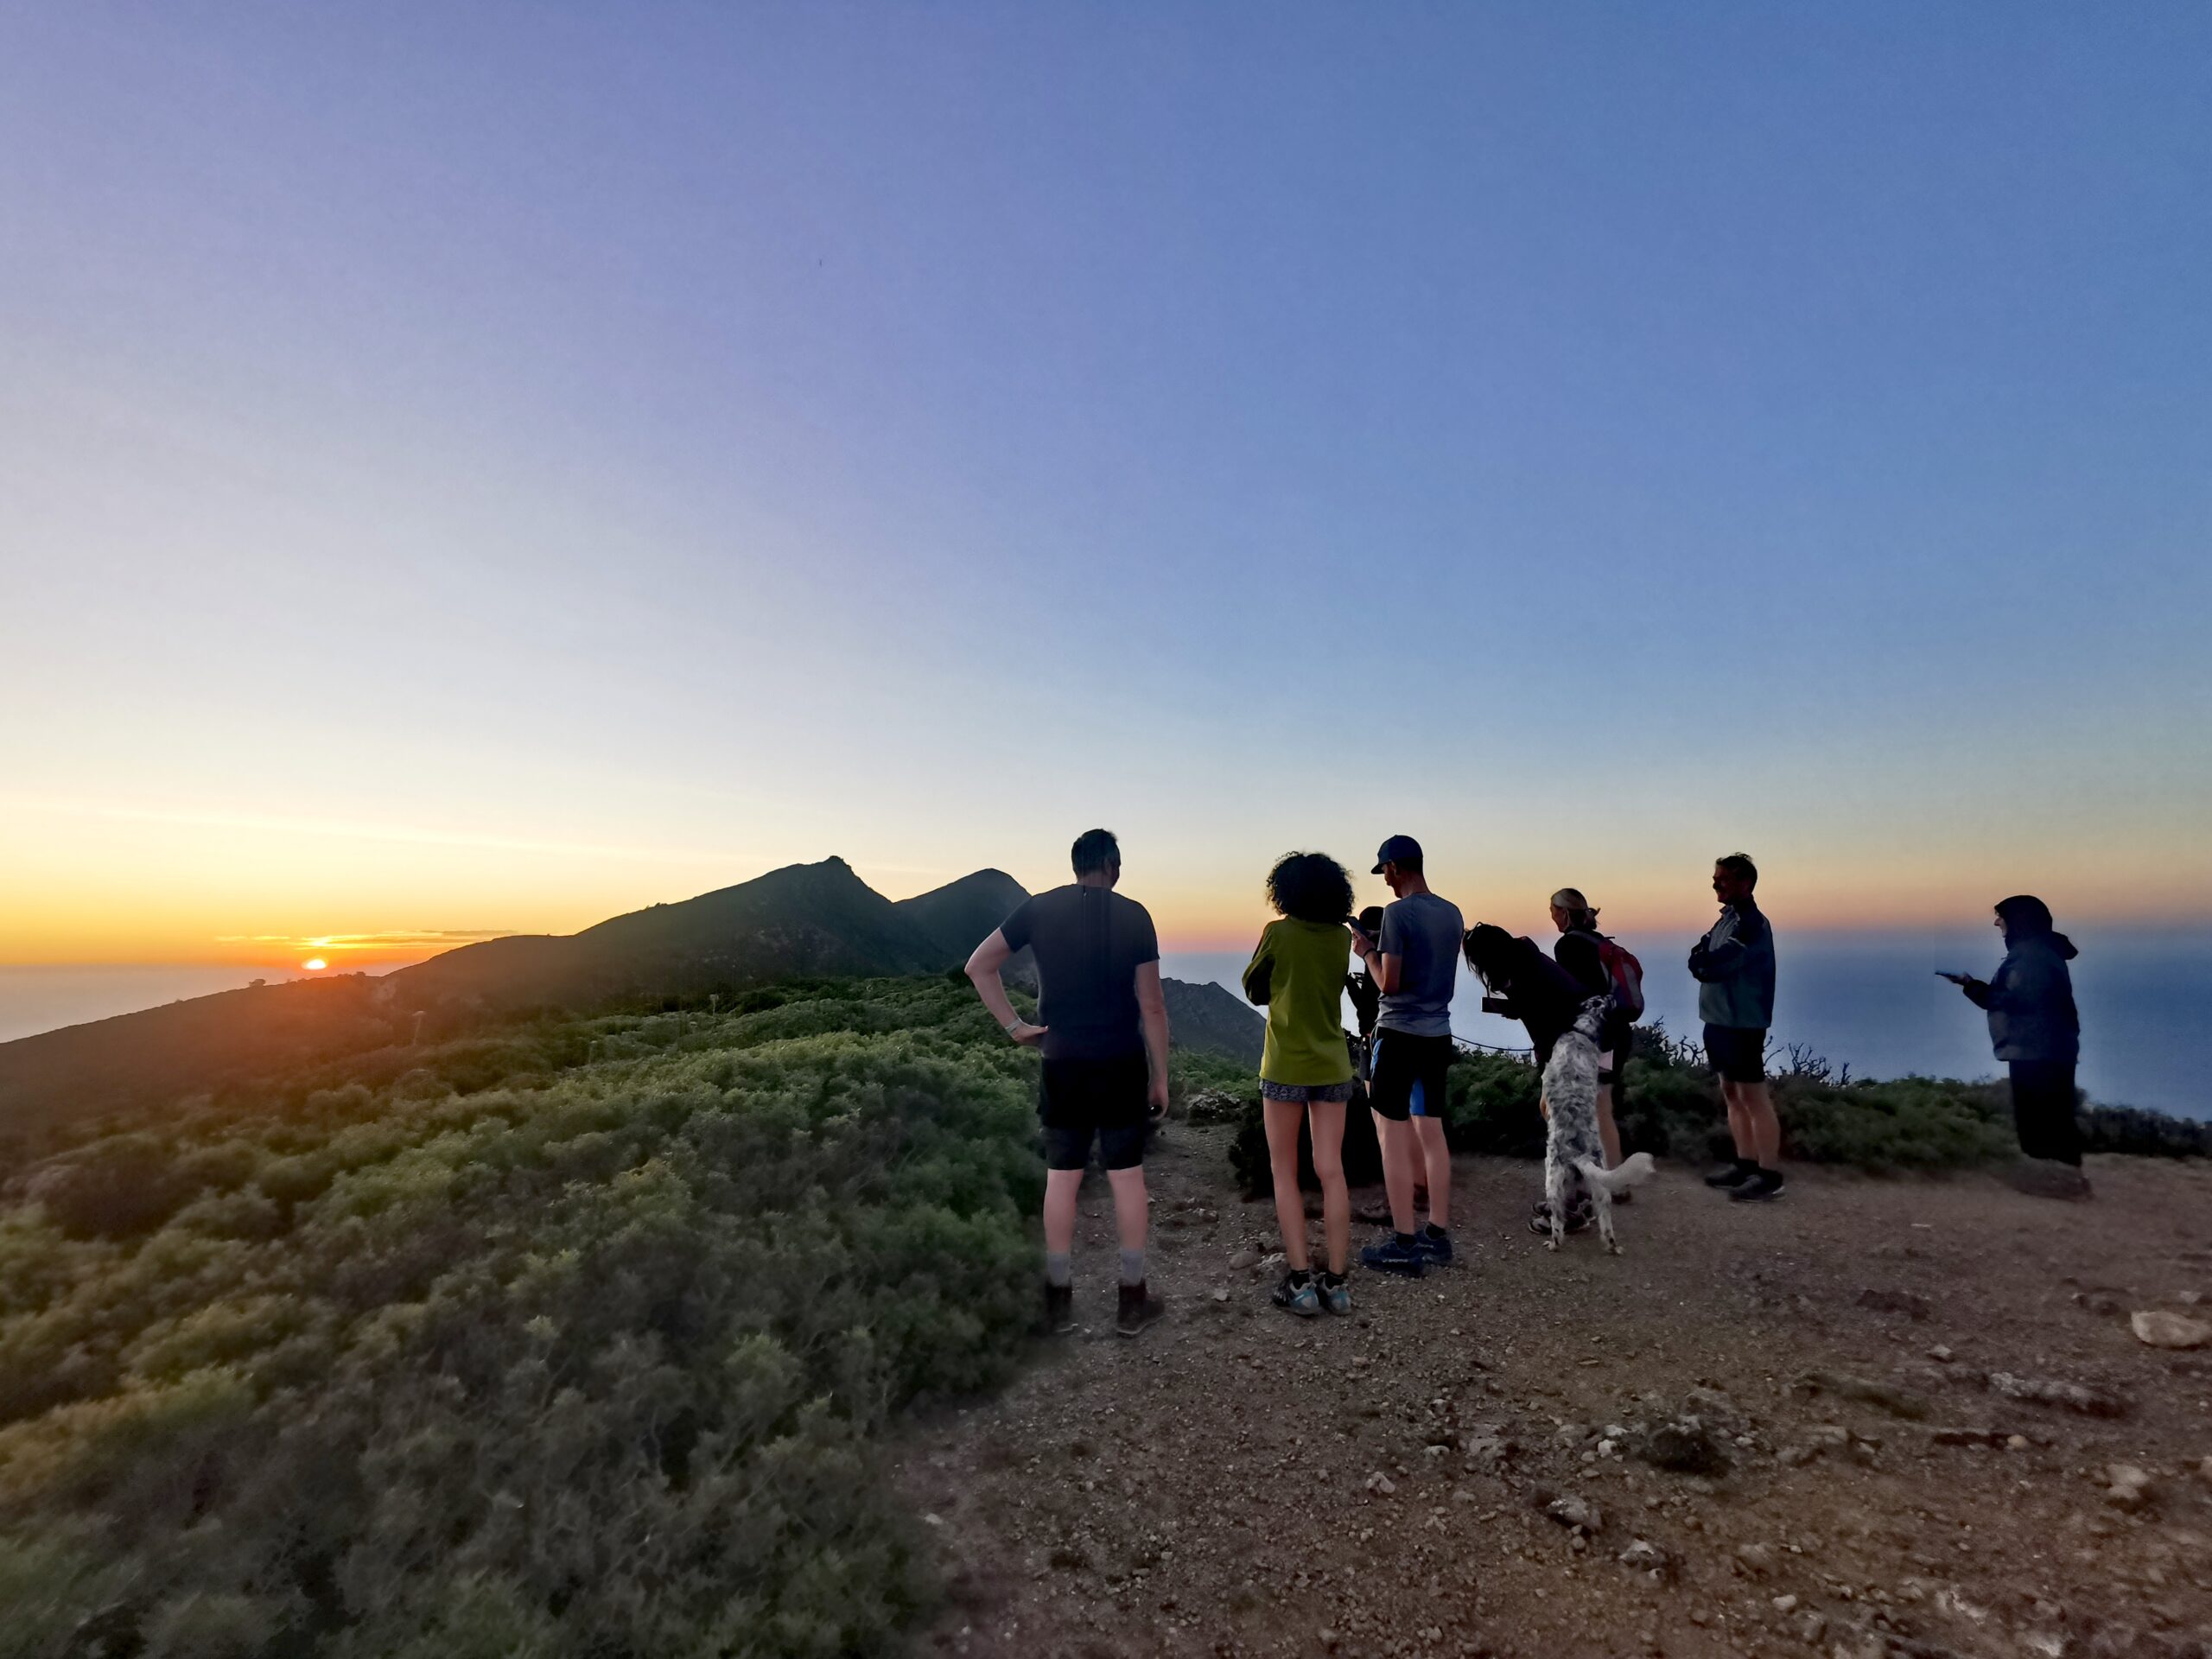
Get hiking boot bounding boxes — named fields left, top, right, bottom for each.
left=1704, top=1159, right=1755, bottom=1189
left=1728, top=1166, right=1786, bottom=1202
left=1270, top=1272, right=1321, bottom=1318
left=1360, top=1234, right=1427, bottom=1277
left=1414, top=1226, right=1454, bottom=1267
left=1116, top=1281, right=1166, bottom=1337
left=1043, top=1282, right=1076, bottom=1335
left=1317, top=1271, right=1352, bottom=1315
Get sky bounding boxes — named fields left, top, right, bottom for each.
left=2, top=3, right=2208, bottom=973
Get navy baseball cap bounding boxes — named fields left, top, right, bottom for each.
left=1372, top=835, right=1422, bottom=874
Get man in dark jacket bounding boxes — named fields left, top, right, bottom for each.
left=1948, top=894, right=2088, bottom=1198
left=1690, top=853, right=1783, bottom=1202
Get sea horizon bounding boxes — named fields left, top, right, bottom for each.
left=6, top=927, right=2208, bottom=1122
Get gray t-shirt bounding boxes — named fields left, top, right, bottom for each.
left=1377, top=890, right=1464, bottom=1038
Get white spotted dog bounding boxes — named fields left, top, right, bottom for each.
left=1541, top=996, right=1656, bottom=1254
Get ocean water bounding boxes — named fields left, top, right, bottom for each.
left=1163, top=927, right=2212, bottom=1122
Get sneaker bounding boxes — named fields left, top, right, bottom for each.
left=1317, top=1272, right=1352, bottom=1315
left=1360, top=1234, right=1427, bottom=1278
left=1728, top=1166, right=1786, bottom=1202
left=1116, top=1281, right=1166, bottom=1337
left=1527, top=1199, right=1592, bottom=1236
left=1270, top=1272, right=1321, bottom=1318
left=1704, top=1159, right=1755, bottom=1189
left=1414, top=1226, right=1454, bottom=1267
left=1043, top=1282, right=1076, bottom=1335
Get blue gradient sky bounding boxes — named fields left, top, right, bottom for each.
left=3, top=4, right=2208, bottom=964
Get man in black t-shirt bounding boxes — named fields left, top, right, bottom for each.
left=966, top=828, right=1170, bottom=1338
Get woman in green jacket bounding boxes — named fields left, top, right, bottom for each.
left=1243, top=851, right=1357, bottom=1316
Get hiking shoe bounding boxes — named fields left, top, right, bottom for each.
left=1043, top=1282, right=1076, bottom=1335
left=1527, top=1199, right=1592, bottom=1236
left=1360, top=1234, right=1427, bottom=1277
left=1728, top=1166, right=1786, bottom=1202
left=1270, top=1273, right=1321, bottom=1318
left=1317, top=1272, right=1352, bottom=1315
left=1704, top=1159, right=1755, bottom=1189
left=1414, top=1227, right=1454, bottom=1267
left=1116, top=1281, right=1166, bottom=1337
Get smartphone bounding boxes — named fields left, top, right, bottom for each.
left=1480, top=995, right=1511, bottom=1015
left=1934, top=970, right=1972, bottom=984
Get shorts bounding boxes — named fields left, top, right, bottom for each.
left=1040, top=1052, right=1149, bottom=1172
left=1369, top=1029, right=1455, bottom=1122
left=1599, top=1035, right=1630, bottom=1090
left=1260, top=1078, right=1356, bottom=1104
left=1703, top=1024, right=1768, bottom=1084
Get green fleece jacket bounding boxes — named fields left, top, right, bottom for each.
left=1243, top=918, right=1355, bottom=1087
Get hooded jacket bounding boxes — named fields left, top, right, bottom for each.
left=1688, top=899, right=1776, bottom=1030
left=1965, top=931, right=2080, bottom=1064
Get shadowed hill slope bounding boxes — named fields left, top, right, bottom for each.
left=0, top=859, right=1033, bottom=1133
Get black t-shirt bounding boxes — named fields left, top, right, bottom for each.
left=997, top=885, right=1160, bottom=1061
left=1554, top=928, right=1629, bottom=1052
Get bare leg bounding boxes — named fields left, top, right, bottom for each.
left=1738, top=1081, right=1782, bottom=1167
left=1373, top=1106, right=1418, bottom=1235
left=1044, top=1167, right=1083, bottom=1255
left=1721, top=1080, right=1757, bottom=1161
left=1412, top=1115, right=1452, bottom=1228
left=1104, top=1166, right=1149, bottom=1253
left=1263, top=1101, right=1312, bottom=1271
left=1595, top=1084, right=1623, bottom=1169
left=1307, top=1100, right=1351, bottom=1274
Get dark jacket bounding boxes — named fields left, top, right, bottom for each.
left=1689, top=899, right=1776, bottom=1030
left=1965, top=934, right=2080, bottom=1064
left=1488, top=936, right=1591, bottom=1066
left=1554, top=928, right=1629, bottom=1051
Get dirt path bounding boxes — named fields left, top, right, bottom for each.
left=898, top=1128, right=2212, bottom=1659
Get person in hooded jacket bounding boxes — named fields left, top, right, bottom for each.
left=1946, top=895, right=2087, bottom=1195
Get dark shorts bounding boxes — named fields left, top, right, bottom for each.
left=1703, top=1024, right=1768, bottom=1084
left=1599, top=1037, right=1630, bottom=1089
left=1369, top=1030, right=1454, bottom=1122
left=1040, top=1052, right=1149, bottom=1171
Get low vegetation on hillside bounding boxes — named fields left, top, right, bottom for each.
left=0, top=977, right=1075, bottom=1659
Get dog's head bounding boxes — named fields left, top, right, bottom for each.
left=1571, top=995, right=1612, bottom=1044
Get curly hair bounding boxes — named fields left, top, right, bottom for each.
left=1265, top=851, right=1354, bottom=925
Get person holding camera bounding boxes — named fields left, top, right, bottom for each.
left=1243, top=852, right=1360, bottom=1315
left=1943, top=894, right=2088, bottom=1198
left=1350, top=835, right=1464, bottom=1274
left=966, top=829, right=1171, bottom=1338
left=1691, top=853, right=1783, bottom=1202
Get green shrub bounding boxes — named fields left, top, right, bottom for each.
left=0, top=976, right=1044, bottom=1659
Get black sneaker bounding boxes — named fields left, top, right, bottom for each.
left=1729, top=1166, right=1785, bottom=1202
left=1043, top=1282, right=1076, bottom=1335
left=1116, top=1281, right=1166, bottom=1337
left=1414, top=1226, right=1454, bottom=1267
left=1704, top=1159, right=1755, bottom=1189
left=1359, top=1234, right=1427, bottom=1277
left=1527, top=1199, right=1592, bottom=1236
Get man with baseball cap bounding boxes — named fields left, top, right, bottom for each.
left=1350, top=835, right=1465, bottom=1275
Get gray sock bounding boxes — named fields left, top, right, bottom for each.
left=1119, top=1247, right=1145, bottom=1287
left=1046, top=1251, right=1072, bottom=1288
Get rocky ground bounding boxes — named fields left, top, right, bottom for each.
left=896, top=1125, right=2212, bottom=1659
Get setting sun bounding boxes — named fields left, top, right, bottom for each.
left=301, top=958, right=327, bottom=971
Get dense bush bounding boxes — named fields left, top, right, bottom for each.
left=0, top=978, right=1049, bottom=1659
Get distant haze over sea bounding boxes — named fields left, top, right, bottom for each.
left=1167, top=927, right=2212, bottom=1123
left=4, top=929, right=2206, bottom=1122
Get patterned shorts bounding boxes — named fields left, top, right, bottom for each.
left=1260, top=1078, right=1357, bottom=1104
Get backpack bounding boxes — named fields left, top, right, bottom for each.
left=1595, top=936, right=1646, bottom=1022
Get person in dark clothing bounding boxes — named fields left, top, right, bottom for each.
left=1945, top=894, right=2088, bottom=1198
left=1464, top=923, right=1597, bottom=1234
left=967, top=828, right=1171, bottom=1336
left=1549, top=888, right=1629, bottom=1176
left=1689, top=854, right=1784, bottom=1203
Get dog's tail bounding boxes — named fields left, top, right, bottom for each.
left=1578, top=1151, right=1656, bottom=1195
